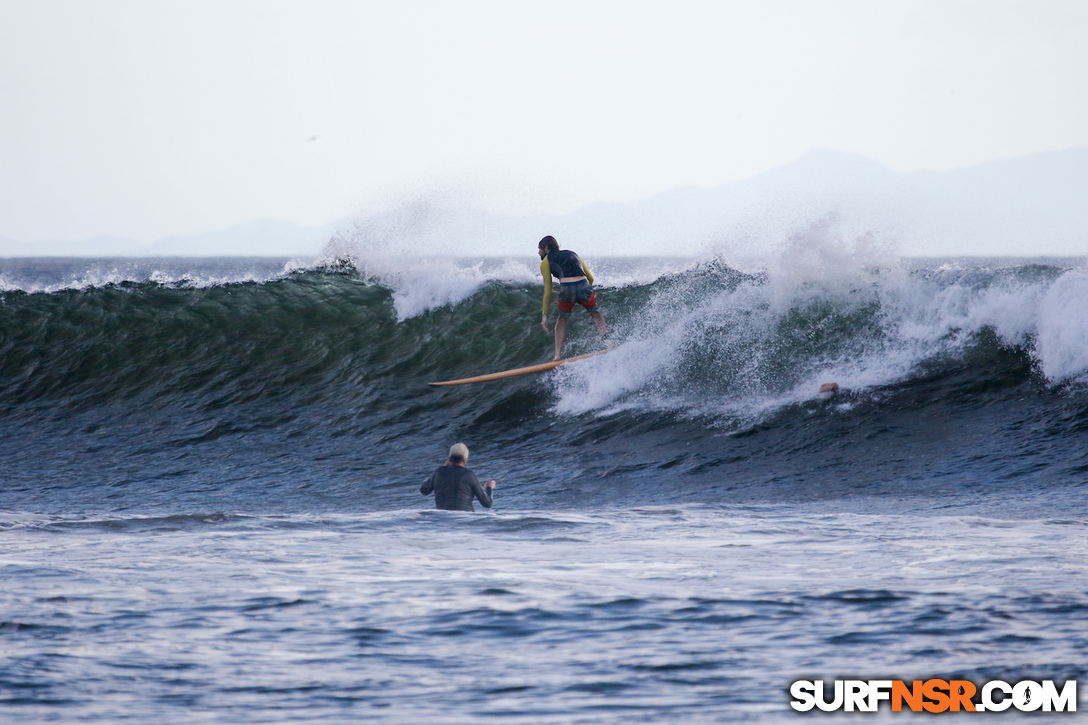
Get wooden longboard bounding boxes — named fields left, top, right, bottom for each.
left=430, top=349, right=611, bottom=386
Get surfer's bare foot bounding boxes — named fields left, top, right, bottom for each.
left=590, top=311, right=608, bottom=337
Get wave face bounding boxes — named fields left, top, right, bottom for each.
left=2, top=248, right=1087, bottom=516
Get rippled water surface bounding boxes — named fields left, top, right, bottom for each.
left=4, top=504, right=1086, bottom=722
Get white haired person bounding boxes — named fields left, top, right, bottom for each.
left=420, top=443, right=497, bottom=511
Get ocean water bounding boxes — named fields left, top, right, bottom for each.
left=1, top=243, right=1087, bottom=722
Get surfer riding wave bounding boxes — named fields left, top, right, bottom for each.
left=538, top=235, right=608, bottom=361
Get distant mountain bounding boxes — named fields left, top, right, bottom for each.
left=5, top=148, right=1087, bottom=258
left=897, top=147, right=1088, bottom=255
left=0, top=220, right=328, bottom=258
left=146, top=220, right=330, bottom=257
left=603, top=146, right=1088, bottom=256
left=0, top=234, right=147, bottom=258
left=332, top=146, right=1088, bottom=258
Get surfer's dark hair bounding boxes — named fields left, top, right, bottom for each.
left=449, top=454, right=465, bottom=464
left=538, top=235, right=559, bottom=253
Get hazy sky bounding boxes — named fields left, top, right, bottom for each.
left=2, top=0, right=1087, bottom=246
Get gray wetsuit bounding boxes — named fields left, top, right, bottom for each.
left=421, top=465, right=493, bottom=511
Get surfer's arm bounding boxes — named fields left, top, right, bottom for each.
left=540, top=258, right=553, bottom=332
left=580, top=257, right=594, bottom=285
left=420, top=473, right=435, bottom=495
left=540, top=258, right=553, bottom=315
left=471, top=474, right=493, bottom=509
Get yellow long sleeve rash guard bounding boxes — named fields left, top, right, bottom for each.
left=540, top=255, right=594, bottom=315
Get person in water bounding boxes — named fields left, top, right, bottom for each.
left=420, top=443, right=497, bottom=512
left=538, top=235, right=608, bottom=361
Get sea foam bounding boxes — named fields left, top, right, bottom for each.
left=552, top=222, right=1088, bottom=421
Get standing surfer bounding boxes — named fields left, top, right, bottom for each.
left=420, top=443, right=497, bottom=511
left=538, top=236, right=608, bottom=361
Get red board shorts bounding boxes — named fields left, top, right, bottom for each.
left=557, top=280, right=597, bottom=317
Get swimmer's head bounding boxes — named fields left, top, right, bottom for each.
left=448, top=442, right=469, bottom=464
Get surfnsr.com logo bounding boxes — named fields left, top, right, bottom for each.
left=790, top=679, right=1077, bottom=713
